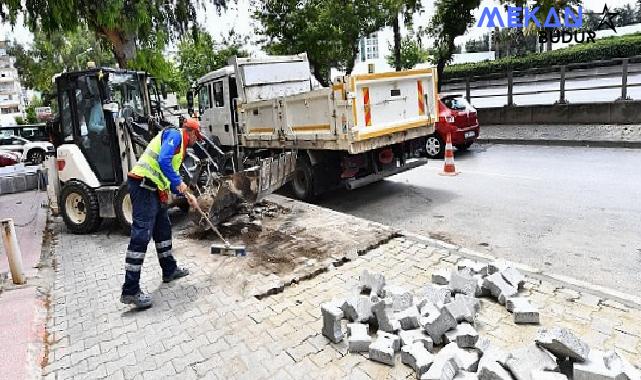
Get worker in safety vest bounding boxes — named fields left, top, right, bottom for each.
left=120, top=118, right=201, bottom=309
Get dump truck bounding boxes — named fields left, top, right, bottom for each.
left=45, top=67, right=295, bottom=234
left=189, top=54, right=438, bottom=200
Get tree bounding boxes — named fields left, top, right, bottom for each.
left=637, top=0, right=641, bottom=23
left=428, top=0, right=482, bottom=90
left=178, top=29, right=248, bottom=85
left=9, top=27, right=116, bottom=93
left=129, top=32, right=186, bottom=94
left=386, top=36, right=430, bottom=69
left=255, top=0, right=389, bottom=86
left=614, top=4, right=636, bottom=27
left=385, top=0, right=423, bottom=71
left=0, top=0, right=223, bottom=68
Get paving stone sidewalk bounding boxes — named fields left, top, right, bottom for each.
left=42, top=204, right=641, bottom=379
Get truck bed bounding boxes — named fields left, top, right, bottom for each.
left=234, top=59, right=438, bottom=154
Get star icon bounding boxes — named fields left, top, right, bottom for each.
left=596, top=4, right=619, bottom=33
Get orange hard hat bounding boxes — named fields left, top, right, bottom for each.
left=183, top=118, right=203, bottom=140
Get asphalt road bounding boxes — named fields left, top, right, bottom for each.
left=319, top=144, right=641, bottom=295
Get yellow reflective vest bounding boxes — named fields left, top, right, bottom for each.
left=130, top=129, right=184, bottom=191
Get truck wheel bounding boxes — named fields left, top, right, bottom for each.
left=115, top=183, right=133, bottom=235
left=27, top=149, right=46, bottom=165
left=425, top=134, right=444, bottom=159
left=61, top=180, right=102, bottom=234
left=291, top=157, right=315, bottom=201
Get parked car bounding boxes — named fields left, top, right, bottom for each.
left=0, top=150, right=20, bottom=167
left=0, top=135, right=54, bottom=164
left=424, top=95, right=480, bottom=158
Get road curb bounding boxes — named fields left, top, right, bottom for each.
left=477, top=138, right=641, bottom=149
left=400, top=229, right=641, bottom=310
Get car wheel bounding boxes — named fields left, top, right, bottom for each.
left=455, top=142, right=473, bottom=151
left=290, top=156, right=315, bottom=202
left=114, top=183, right=132, bottom=235
left=425, top=135, right=444, bottom=159
left=27, top=149, right=46, bottom=165
left=61, top=180, right=102, bottom=234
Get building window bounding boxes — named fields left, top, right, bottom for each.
left=365, top=33, right=379, bottom=60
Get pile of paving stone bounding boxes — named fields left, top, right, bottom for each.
left=320, top=260, right=641, bottom=380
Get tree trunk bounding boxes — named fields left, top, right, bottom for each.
left=392, top=15, right=402, bottom=72
left=99, top=28, right=137, bottom=68
left=436, top=59, right=446, bottom=92
left=345, top=47, right=359, bottom=75
left=311, top=63, right=329, bottom=87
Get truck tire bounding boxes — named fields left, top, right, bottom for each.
left=114, top=183, right=133, bottom=235
left=27, top=149, right=46, bottom=165
left=425, top=134, right=444, bottom=159
left=61, top=180, right=102, bottom=234
left=291, top=156, right=315, bottom=202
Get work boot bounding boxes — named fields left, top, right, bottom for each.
left=120, top=291, right=153, bottom=309
left=163, top=266, right=190, bottom=283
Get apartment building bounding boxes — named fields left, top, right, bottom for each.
left=0, top=40, right=26, bottom=126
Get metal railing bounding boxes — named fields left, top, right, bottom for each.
left=443, top=56, right=641, bottom=106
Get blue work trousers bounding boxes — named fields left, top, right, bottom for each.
left=122, top=178, right=177, bottom=296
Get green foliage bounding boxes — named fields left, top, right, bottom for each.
left=386, top=36, right=429, bottom=70
left=25, top=106, right=38, bottom=124
left=0, top=0, right=216, bottom=67
left=465, top=34, right=489, bottom=53
left=428, top=0, right=482, bottom=88
left=9, top=27, right=116, bottom=93
left=444, top=33, right=641, bottom=79
left=129, top=32, right=186, bottom=94
left=254, top=0, right=390, bottom=86
left=14, top=116, right=25, bottom=125
left=178, top=29, right=248, bottom=85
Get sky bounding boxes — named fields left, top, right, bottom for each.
left=1, top=0, right=639, bottom=52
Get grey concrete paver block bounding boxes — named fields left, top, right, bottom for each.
left=483, top=273, right=518, bottom=305
left=477, top=360, right=512, bottom=380
left=505, top=344, right=559, bottom=380
left=369, top=335, right=396, bottom=366
left=500, top=267, right=525, bottom=289
left=453, top=323, right=479, bottom=349
left=421, top=349, right=459, bottom=380
left=372, top=297, right=400, bottom=333
left=343, top=294, right=376, bottom=324
left=530, top=370, right=568, bottom=379
left=445, top=295, right=478, bottom=324
left=321, top=303, right=344, bottom=343
left=432, top=269, right=451, bottom=285
left=441, top=342, right=481, bottom=372
left=360, top=270, right=386, bottom=296
left=423, top=284, right=453, bottom=309
left=384, top=284, right=414, bottom=311
left=456, top=259, right=487, bottom=276
left=536, top=327, right=590, bottom=361
left=422, top=306, right=457, bottom=345
left=399, top=329, right=434, bottom=352
left=397, top=306, right=421, bottom=330
left=603, top=350, right=641, bottom=380
left=347, top=323, right=372, bottom=353
left=450, top=269, right=480, bottom=296
left=401, top=342, right=434, bottom=379
left=377, top=331, right=401, bottom=352
left=512, top=300, right=540, bottom=324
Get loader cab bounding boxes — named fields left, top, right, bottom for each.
left=189, top=66, right=239, bottom=148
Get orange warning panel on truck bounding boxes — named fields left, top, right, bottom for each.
left=417, top=80, right=425, bottom=116
left=363, top=87, right=372, bottom=127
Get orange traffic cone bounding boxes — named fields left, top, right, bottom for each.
left=439, top=133, right=458, bottom=176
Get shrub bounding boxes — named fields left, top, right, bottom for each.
left=444, top=33, right=641, bottom=80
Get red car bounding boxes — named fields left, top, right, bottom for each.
left=0, top=150, right=20, bottom=167
left=425, top=95, right=480, bottom=158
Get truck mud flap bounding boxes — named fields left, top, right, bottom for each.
left=345, top=158, right=427, bottom=190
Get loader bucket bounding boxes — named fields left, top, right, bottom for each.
left=194, top=151, right=297, bottom=226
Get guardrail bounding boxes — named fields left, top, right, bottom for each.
left=443, top=56, right=641, bottom=106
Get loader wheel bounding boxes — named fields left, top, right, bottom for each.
left=115, top=183, right=133, bottom=235
left=291, top=157, right=315, bottom=202
left=61, top=180, right=102, bottom=234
